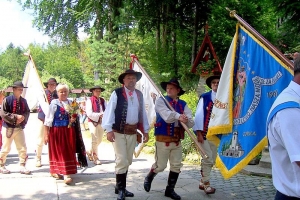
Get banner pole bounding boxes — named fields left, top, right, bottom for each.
left=131, top=55, right=208, bottom=159
left=225, top=8, right=293, bottom=70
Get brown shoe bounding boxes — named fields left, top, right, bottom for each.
left=20, top=166, right=31, bottom=175
left=199, top=179, right=204, bottom=190
left=36, top=157, right=42, bottom=167
left=94, top=159, right=101, bottom=165
left=87, top=152, right=94, bottom=161
left=0, top=166, right=10, bottom=174
left=93, top=154, right=101, bottom=165
left=51, top=173, right=63, bottom=180
left=203, top=181, right=216, bottom=194
left=64, top=175, right=73, bottom=185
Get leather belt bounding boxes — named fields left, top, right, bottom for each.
left=113, top=124, right=137, bottom=135
left=156, top=127, right=180, bottom=143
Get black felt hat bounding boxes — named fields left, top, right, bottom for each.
left=118, top=69, right=142, bottom=84
left=10, top=81, right=28, bottom=88
left=43, top=78, right=58, bottom=87
left=160, top=78, right=185, bottom=96
left=89, top=85, right=105, bottom=92
left=206, top=75, right=221, bottom=89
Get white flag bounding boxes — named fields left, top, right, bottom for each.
left=22, top=59, right=47, bottom=112
left=133, top=61, right=159, bottom=128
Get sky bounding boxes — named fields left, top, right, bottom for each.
left=0, top=1, right=50, bottom=51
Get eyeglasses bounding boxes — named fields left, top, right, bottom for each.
left=211, top=81, right=219, bottom=85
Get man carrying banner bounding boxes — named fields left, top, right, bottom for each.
left=35, top=78, right=58, bottom=167
left=144, top=78, right=194, bottom=200
left=102, top=69, right=149, bottom=200
left=267, top=55, right=300, bottom=199
left=86, top=85, right=106, bottom=165
left=193, top=74, right=220, bottom=194
left=0, top=81, right=31, bottom=174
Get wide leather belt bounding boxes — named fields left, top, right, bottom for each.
left=113, top=124, right=137, bottom=135
left=156, top=127, right=180, bottom=143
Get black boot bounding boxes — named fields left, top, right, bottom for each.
left=115, top=171, right=134, bottom=197
left=116, top=173, right=126, bottom=200
left=144, top=169, right=157, bottom=192
left=165, top=171, right=181, bottom=200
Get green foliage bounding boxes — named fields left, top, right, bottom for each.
left=272, top=0, right=300, bottom=51
left=180, top=90, right=198, bottom=115
left=209, top=0, right=279, bottom=64
left=0, top=45, right=27, bottom=83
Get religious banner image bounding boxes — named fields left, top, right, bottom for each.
left=207, top=24, right=293, bottom=179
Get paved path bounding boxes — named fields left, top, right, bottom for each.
left=0, top=113, right=276, bottom=200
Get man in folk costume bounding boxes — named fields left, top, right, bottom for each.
left=193, top=74, right=220, bottom=194
left=144, top=79, right=194, bottom=200
left=102, top=69, right=149, bottom=200
left=86, top=85, right=106, bottom=165
left=35, top=78, right=58, bottom=167
left=0, top=81, right=31, bottom=174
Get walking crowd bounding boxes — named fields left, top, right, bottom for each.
left=0, top=58, right=299, bottom=200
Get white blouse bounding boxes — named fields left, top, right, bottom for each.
left=44, top=99, right=70, bottom=127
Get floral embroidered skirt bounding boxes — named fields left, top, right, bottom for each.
left=48, top=126, right=77, bottom=175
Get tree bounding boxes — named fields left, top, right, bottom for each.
left=208, top=0, right=279, bottom=64
left=21, top=0, right=124, bottom=42
left=0, top=44, right=27, bottom=83
left=272, top=0, right=300, bottom=52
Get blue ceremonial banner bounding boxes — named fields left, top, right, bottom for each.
left=207, top=24, right=293, bottom=179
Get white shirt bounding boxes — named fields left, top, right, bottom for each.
left=193, top=90, right=216, bottom=131
left=44, top=99, right=70, bottom=127
left=155, top=97, right=194, bottom=128
left=267, top=81, right=300, bottom=197
left=86, top=97, right=107, bottom=123
left=102, top=87, right=150, bottom=133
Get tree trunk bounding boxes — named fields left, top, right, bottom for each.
left=191, top=3, right=200, bottom=65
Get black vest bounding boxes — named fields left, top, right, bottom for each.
left=112, top=87, right=144, bottom=132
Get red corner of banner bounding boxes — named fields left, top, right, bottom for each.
left=130, top=54, right=139, bottom=70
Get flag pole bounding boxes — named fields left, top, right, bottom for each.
left=23, top=50, right=48, bottom=104
left=131, top=55, right=208, bottom=159
left=226, top=8, right=294, bottom=70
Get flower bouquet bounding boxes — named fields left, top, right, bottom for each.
left=65, top=99, right=82, bottom=128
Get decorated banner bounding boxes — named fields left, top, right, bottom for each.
left=22, top=55, right=47, bottom=112
left=207, top=24, right=293, bottom=179
left=131, top=56, right=159, bottom=128
left=130, top=55, right=160, bottom=157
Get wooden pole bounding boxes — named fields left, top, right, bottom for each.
left=131, top=55, right=208, bottom=159
left=226, top=8, right=294, bottom=70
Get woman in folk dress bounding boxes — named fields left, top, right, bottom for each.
left=44, top=84, right=77, bottom=185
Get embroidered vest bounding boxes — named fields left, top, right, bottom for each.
left=38, top=90, right=58, bottom=120
left=201, top=91, right=214, bottom=134
left=52, top=105, right=70, bottom=127
left=154, top=96, right=186, bottom=139
left=112, top=87, right=144, bottom=133
left=2, top=95, right=29, bottom=129
left=87, top=96, right=106, bottom=122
